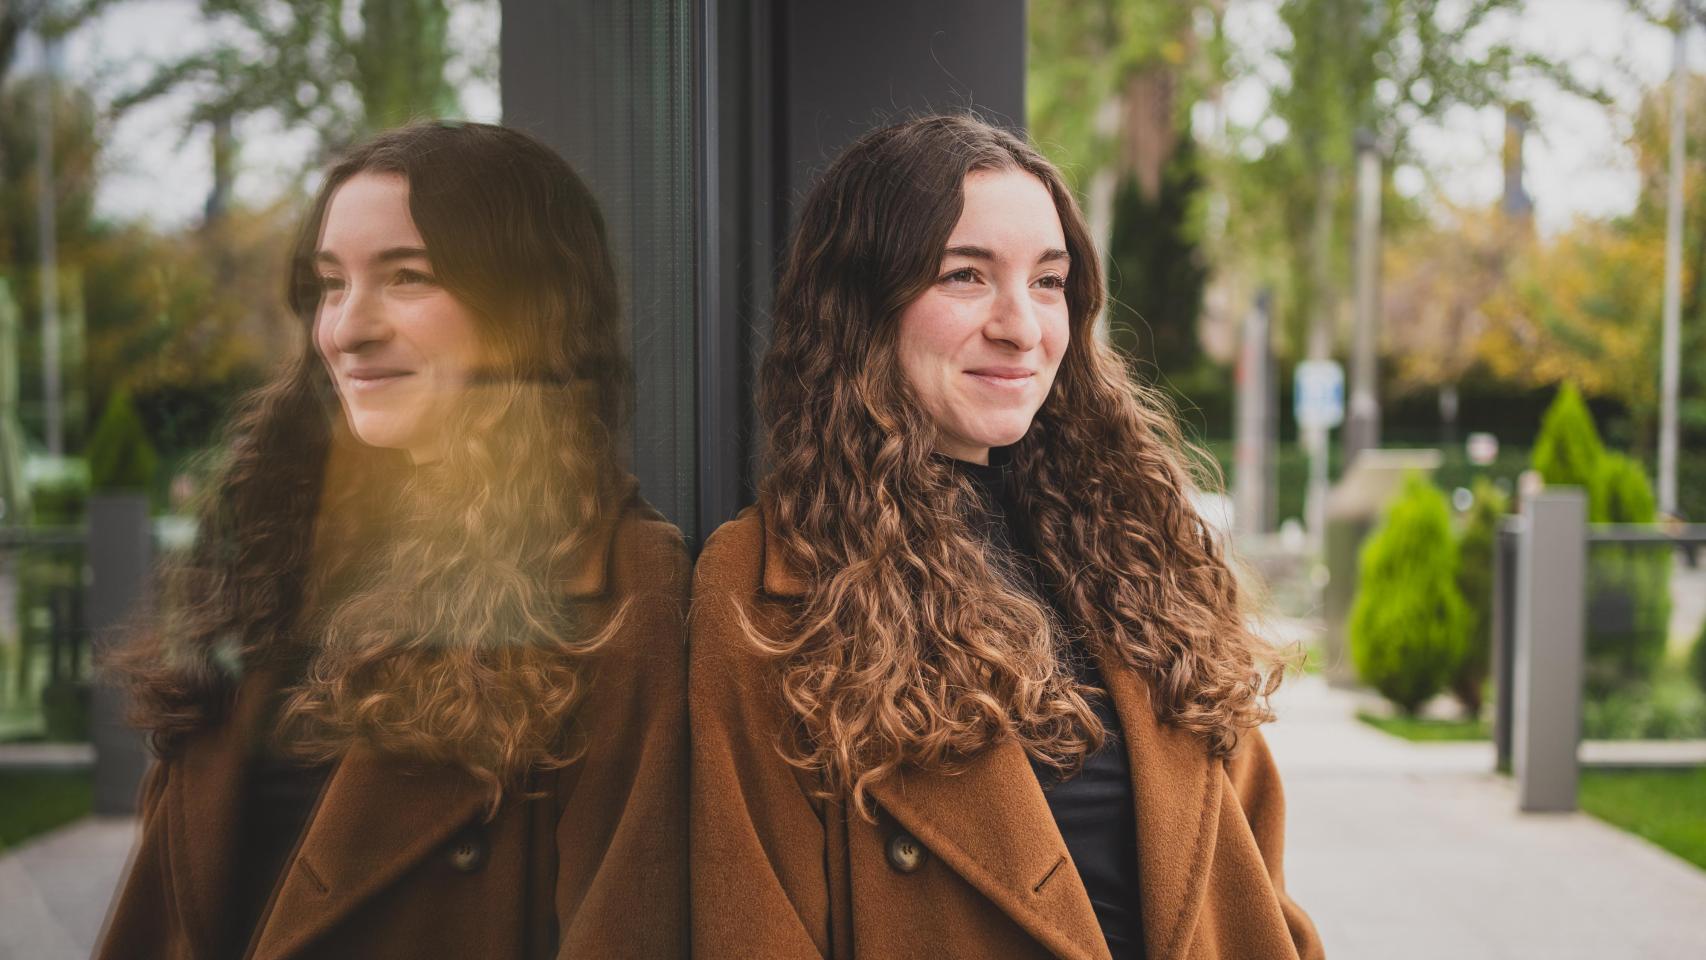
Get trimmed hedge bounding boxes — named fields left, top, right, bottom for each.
left=1452, top=478, right=1506, bottom=718
left=1351, top=473, right=1471, bottom=714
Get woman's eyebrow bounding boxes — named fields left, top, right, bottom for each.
left=943, top=244, right=995, bottom=261
left=313, top=246, right=431, bottom=266
left=942, top=244, right=1070, bottom=266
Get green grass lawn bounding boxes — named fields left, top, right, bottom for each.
left=0, top=771, right=92, bottom=853
left=1579, top=767, right=1706, bottom=872
left=1356, top=710, right=1491, bottom=742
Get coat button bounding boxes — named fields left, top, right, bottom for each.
left=446, top=828, right=489, bottom=873
left=886, top=831, right=927, bottom=873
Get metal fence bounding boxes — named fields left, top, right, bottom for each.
left=0, top=495, right=155, bottom=813
left=1492, top=491, right=1706, bottom=811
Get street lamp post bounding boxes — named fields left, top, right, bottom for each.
left=1659, top=1, right=1689, bottom=517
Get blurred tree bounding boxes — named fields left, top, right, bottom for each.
left=1381, top=203, right=1527, bottom=394
left=1480, top=224, right=1668, bottom=444
left=1223, top=0, right=1594, bottom=359
left=0, top=74, right=98, bottom=450
left=1104, top=137, right=1210, bottom=381
left=0, top=1, right=114, bottom=87
left=0, top=75, right=97, bottom=283
left=1030, top=0, right=1230, bottom=434
left=114, top=0, right=487, bottom=218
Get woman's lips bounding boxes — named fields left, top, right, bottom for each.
left=345, top=368, right=413, bottom=391
left=964, top=367, right=1034, bottom=389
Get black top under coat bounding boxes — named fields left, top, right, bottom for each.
left=947, top=449, right=1144, bottom=960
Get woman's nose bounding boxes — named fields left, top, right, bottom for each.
left=327, top=283, right=391, bottom=353
left=982, top=283, right=1042, bottom=351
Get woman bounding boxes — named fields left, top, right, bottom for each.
left=690, top=115, right=1322, bottom=960
left=99, top=122, right=686, bottom=960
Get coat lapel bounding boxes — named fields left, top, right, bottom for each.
left=166, top=668, right=277, bottom=960
left=1100, top=658, right=1222, bottom=960
left=867, top=743, right=1112, bottom=960
left=249, top=740, right=488, bottom=960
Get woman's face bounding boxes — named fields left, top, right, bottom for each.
left=895, top=168, right=1071, bottom=465
left=313, top=172, right=486, bottom=463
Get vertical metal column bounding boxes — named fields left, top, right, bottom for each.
left=1491, top=518, right=1520, bottom=773
left=88, top=494, right=152, bottom=815
left=1512, top=490, right=1586, bottom=812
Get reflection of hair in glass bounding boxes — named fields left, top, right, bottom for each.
left=753, top=114, right=1284, bottom=812
left=115, top=122, right=632, bottom=805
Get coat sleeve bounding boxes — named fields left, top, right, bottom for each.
left=689, top=517, right=832, bottom=960
left=553, top=519, right=690, bottom=959
left=1225, top=726, right=1326, bottom=960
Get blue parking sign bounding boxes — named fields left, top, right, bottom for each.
left=1294, top=360, right=1345, bottom=430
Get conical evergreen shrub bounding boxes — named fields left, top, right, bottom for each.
left=1531, top=383, right=1604, bottom=490
left=1452, top=478, right=1507, bottom=718
left=87, top=388, right=158, bottom=494
left=1351, top=474, right=1470, bottom=715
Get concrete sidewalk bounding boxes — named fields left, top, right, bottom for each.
left=0, top=817, right=132, bottom=960
left=1269, top=674, right=1706, bottom=960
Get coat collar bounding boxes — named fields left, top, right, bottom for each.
left=760, top=513, right=1222, bottom=960
left=562, top=476, right=643, bottom=598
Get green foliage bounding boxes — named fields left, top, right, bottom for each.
left=1356, top=711, right=1490, bottom=742
left=1690, top=618, right=1706, bottom=696
left=1582, top=674, right=1706, bottom=740
left=1350, top=474, right=1470, bottom=714
left=1452, top=478, right=1507, bottom=718
left=0, top=771, right=91, bottom=852
left=1584, top=454, right=1671, bottom=695
left=1593, top=450, right=1658, bottom=524
left=86, top=389, right=158, bottom=493
left=1106, top=139, right=1209, bottom=378
left=27, top=473, right=85, bottom=526
left=1579, top=767, right=1706, bottom=872
left=1531, top=383, right=1605, bottom=490
left=1027, top=0, right=1219, bottom=194
left=117, top=0, right=471, bottom=160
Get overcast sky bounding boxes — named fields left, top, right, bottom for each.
left=21, top=0, right=1701, bottom=237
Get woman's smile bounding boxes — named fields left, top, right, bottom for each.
left=343, top=366, right=415, bottom=391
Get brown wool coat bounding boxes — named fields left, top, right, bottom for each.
left=689, top=510, right=1325, bottom=960
left=97, top=506, right=689, bottom=960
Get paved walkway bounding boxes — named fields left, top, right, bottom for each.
left=1269, top=674, right=1706, bottom=960
left=2, top=675, right=1703, bottom=959
left=0, top=817, right=132, bottom=960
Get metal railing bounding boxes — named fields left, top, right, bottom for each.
left=1492, top=494, right=1706, bottom=811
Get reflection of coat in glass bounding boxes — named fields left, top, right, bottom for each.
left=689, top=510, right=1324, bottom=960
left=97, top=508, right=688, bottom=960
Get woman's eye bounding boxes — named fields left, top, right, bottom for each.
left=316, top=275, right=346, bottom=294
left=394, top=268, right=436, bottom=286
left=1036, top=273, right=1067, bottom=290
left=941, top=267, right=980, bottom=284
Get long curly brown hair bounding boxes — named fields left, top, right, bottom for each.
left=111, top=122, right=632, bottom=803
left=755, top=115, right=1284, bottom=809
